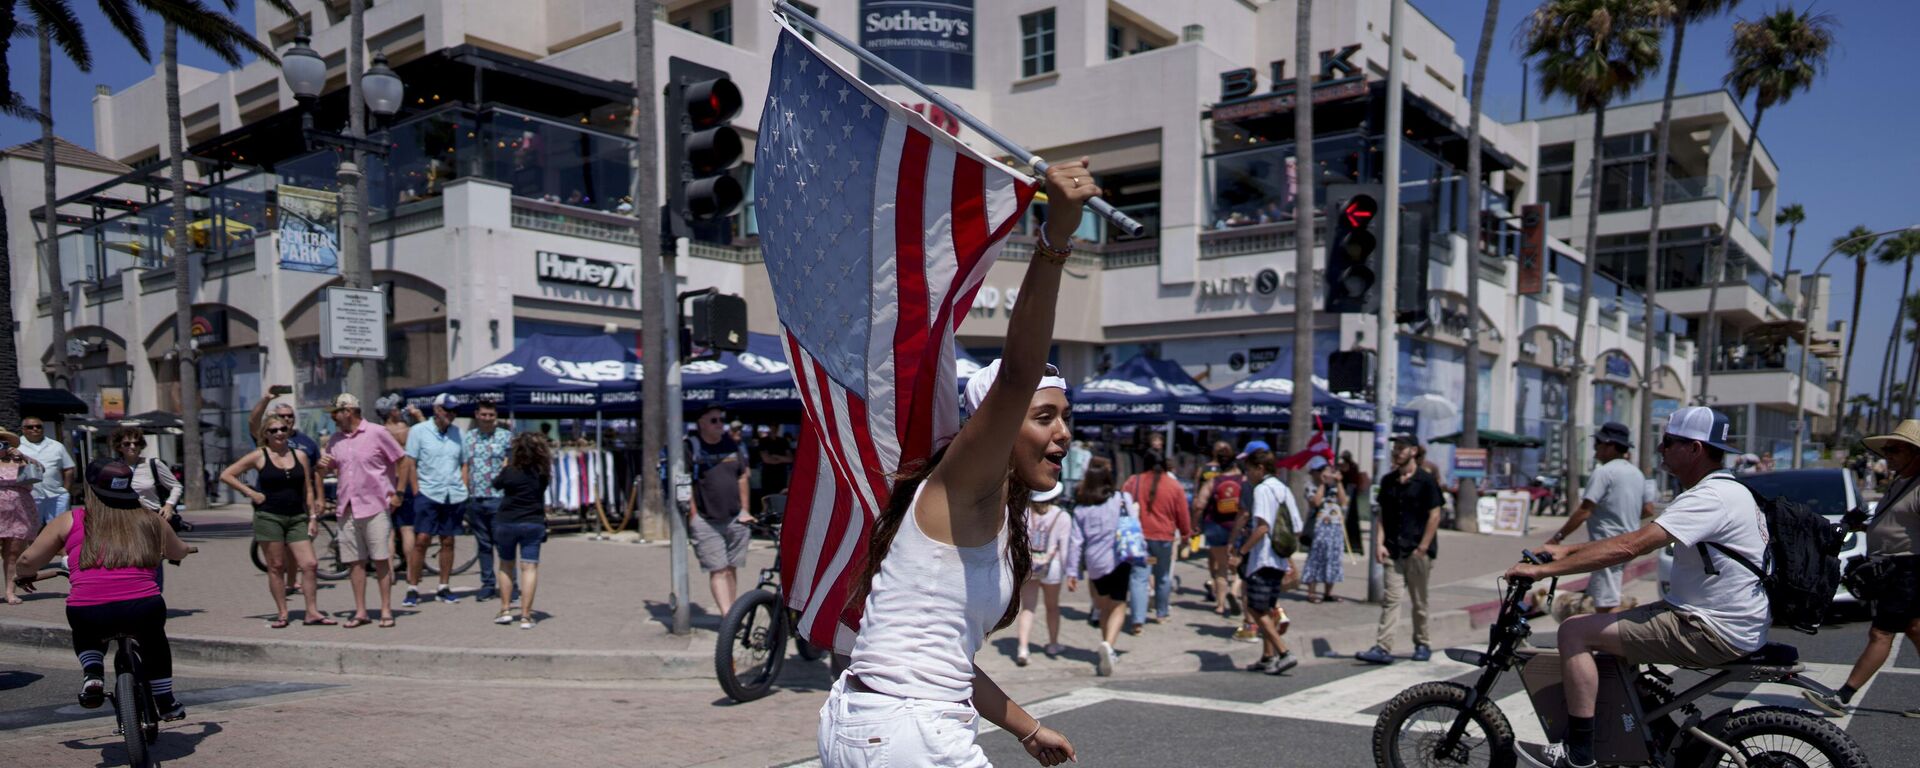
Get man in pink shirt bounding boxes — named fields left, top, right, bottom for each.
left=318, top=393, right=411, bottom=628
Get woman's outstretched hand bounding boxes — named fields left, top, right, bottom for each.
left=1040, top=158, right=1102, bottom=249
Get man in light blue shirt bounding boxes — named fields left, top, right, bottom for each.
left=404, top=395, right=469, bottom=605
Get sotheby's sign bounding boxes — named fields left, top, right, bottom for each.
left=860, top=0, right=974, bottom=88
left=535, top=251, right=636, bottom=290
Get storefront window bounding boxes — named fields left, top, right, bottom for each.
left=1396, top=337, right=1493, bottom=432
left=1513, top=364, right=1569, bottom=481
left=1207, top=133, right=1368, bottom=230
left=1591, top=380, right=1636, bottom=432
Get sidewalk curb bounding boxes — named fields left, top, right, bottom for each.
left=0, top=618, right=716, bottom=682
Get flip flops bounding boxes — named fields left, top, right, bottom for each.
left=378, top=616, right=396, bottom=628
left=342, top=616, right=371, bottom=628
left=303, top=615, right=339, bottom=626
left=268, top=617, right=291, bottom=629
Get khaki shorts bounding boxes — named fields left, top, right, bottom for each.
left=337, top=511, right=394, bottom=564
left=690, top=514, right=750, bottom=573
left=1613, top=602, right=1745, bottom=668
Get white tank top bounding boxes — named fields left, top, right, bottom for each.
left=845, top=481, right=1013, bottom=701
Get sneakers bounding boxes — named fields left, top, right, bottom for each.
left=1232, top=625, right=1260, bottom=643
left=1245, top=655, right=1274, bottom=672
left=1356, top=645, right=1396, bottom=665
left=1096, top=642, right=1116, bottom=677
left=1802, top=690, right=1852, bottom=718
left=78, top=677, right=104, bottom=709
left=437, top=586, right=458, bottom=604
left=1043, top=643, right=1065, bottom=658
left=154, top=696, right=187, bottom=722
left=401, top=587, right=420, bottom=608
left=1014, top=651, right=1030, bottom=667
left=518, top=616, right=536, bottom=630
left=1411, top=644, right=1433, bottom=662
left=1903, top=708, right=1920, bottom=719
left=1519, top=742, right=1595, bottom=768
left=474, top=587, right=499, bottom=602
left=494, top=611, right=515, bottom=625
left=1264, top=653, right=1299, bottom=676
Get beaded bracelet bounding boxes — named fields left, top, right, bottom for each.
left=1034, top=230, right=1072, bottom=263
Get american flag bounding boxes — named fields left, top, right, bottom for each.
left=757, top=27, right=1036, bottom=653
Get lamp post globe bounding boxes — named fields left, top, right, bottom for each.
left=281, top=35, right=326, bottom=101
left=362, top=51, right=404, bottom=118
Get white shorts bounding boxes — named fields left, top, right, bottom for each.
left=818, top=675, right=988, bottom=768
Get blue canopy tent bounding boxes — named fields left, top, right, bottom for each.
left=402, top=333, right=642, bottom=416
left=1071, top=355, right=1231, bottom=425
left=1214, top=359, right=1418, bottom=432
left=680, top=332, right=803, bottom=417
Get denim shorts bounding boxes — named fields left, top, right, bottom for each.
left=494, top=520, right=546, bottom=564
left=1202, top=519, right=1234, bottom=548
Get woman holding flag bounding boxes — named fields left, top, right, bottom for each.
left=819, top=159, right=1098, bottom=767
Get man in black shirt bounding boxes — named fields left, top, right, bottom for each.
left=1357, top=434, right=1445, bottom=665
left=688, top=406, right=752, bottom=612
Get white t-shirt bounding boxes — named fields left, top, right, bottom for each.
left=18, top=438, right=74, bottom=499
left=1244, top=476, right=1303, bottom=577
left=1653, top=471, right=1771, bottom=653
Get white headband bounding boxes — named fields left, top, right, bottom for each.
left=962, top=359, right=1068, bottom=416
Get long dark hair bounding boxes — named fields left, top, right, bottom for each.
left=1074, top=459, right=1116, bottom=506
left=851, top=446, right=1033, bottom=633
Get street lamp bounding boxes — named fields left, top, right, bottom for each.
left=281, top=35, right=325, bottom=102
left=1792, top=224, right=1920, bottom=467
left=362, top=52, right=404, bottom=121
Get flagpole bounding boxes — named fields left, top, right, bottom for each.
left=770, top=0, right=1144, bottom=238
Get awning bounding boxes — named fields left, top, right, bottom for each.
left=20, top=388, right=89, bottom=419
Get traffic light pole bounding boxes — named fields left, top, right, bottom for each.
left=1371, top=0, right=1406, bottom=605
left=666, top=240, right=691, bottom=636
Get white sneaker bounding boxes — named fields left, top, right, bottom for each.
left=1096, top=642, right=1115, bottom=677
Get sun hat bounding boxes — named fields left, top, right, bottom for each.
left=1864, top=420, right=1920, bottom=457
left=1664, top=406, right=1737, bottom=452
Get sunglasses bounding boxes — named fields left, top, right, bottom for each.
left=117, top=440, right=143, bottom=447
left=266, top=427, right=291, bottom=435
left=21, top=424, right=43, bottom=430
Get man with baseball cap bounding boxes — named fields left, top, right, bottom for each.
left=403, top=394, right=469, bottom=606
left=1508, top=407, right=1770, bottom=768
left=318, top=393, right=411, bottom=628
left=1541, top=422, right=1648, bottom=615
left=1805, top=419, right=1920, bottom=718
left=1357, top=433, right=1446, bottom=665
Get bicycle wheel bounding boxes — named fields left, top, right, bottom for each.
left=1675, top=706, right=1870, bottom=768
left=1371, top=682, right=1517, bottom=768
left=715, top=588, right=788, bottom=702
left=420, top=530, right=480, bottom=577
left=312, top=517, right=349, bottom=580
left=115, top=671, right=151, bottom=768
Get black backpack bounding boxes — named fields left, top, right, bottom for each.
left=1698, top=476, right=1844, bottom=634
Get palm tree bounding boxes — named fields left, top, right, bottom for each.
left=1828, top=225, right=1874, bottom=442
left=41, top=21, right=89, bottom=392
left=1698, top=7, right=1835, bottom=406
left=1873, top=230, right=1920, bottom=433
left=1287, top=0, right=1316, bottom=476
left=1776, top=202, right=1805, bottom=274
left=1904, top=294, right=1920, bottom=418
left=1457, top=0, right=1502, bottom=532
left=1523, top=0, right=1664, bottom=504
left=0, top=1, right=91, bottom=432
left=159, top=2, right=286, bottom=508
left=1638, top=0, right=1741, bottom=474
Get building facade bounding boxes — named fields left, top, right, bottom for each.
left=7, top=0, right=1756, bottom=488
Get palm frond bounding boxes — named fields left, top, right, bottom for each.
left=141, top=0, right=280, bottom=66
left=1521, top=0, right=1668, bottom=111
left=0, top=91, right=46, bottom=121
left=24, top=0, right=91, bottom=70
left=1725, top=7, right=1836, bottom=110
left=95, top=0, right=153, bottom=62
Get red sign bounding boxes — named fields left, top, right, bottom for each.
left=1518, top=203, right=1547, bottom=295
left=1209, top=79, right=1370, bottom=122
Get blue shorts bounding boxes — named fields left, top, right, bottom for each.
left=1202, top=519, right=1234, bottom=548
left=412, top=496, right=465, bottom=538
left=494, top=521, right=546, bottom=564
left=391, top=490, right=418, bottom=527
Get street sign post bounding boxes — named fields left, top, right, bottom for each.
left=318, top=286, right=388, bottom=360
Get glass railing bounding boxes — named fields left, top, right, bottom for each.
left=1704, top=339, right=1829, bottom=381
left=1663, top=174, right=1723, bottom=203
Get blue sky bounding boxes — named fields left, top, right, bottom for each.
left=5, top=1, right=1918, bottom=401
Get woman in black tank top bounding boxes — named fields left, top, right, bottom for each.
left=218, top=415, right=329, bottom=627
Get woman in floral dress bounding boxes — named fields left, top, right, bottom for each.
left=1301, top=456, right=1347, bottom=603
left=1, top=428, right=45, bottom=604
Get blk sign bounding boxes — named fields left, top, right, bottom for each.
left=536, top=251, right=637, bottom=291
left=1217, top=44, right=1364, bottom=103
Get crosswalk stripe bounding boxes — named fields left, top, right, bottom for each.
left=1496, top=690, right=1549, bottom=745
left=1260, top=658, right=1477, bottom=727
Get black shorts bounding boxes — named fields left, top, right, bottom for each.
left=1244, top=567, right=1289, bottom=614
left=1870, top=558, right=1920, bottom=633
left=1092, top=563, right=1131, bottom=601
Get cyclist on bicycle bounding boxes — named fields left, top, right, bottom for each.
left=1504, top=407, right=1770, bottom=768
left=12, top=459, right=194, bottom=719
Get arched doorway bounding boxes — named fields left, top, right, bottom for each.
left=145, top=305, right=264, bottom=485
left=281, top=273, right=449, bottom=435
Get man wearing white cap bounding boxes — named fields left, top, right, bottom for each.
left=1508, top=407, right=1771, bottom=768
left=319, top=393, right=410, bottom=628
left=1805, top=419, right=1920, bottom=718
left=404, top=394, right=469, bottom=606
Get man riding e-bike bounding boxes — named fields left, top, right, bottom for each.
left=1504, top=407, right=1771, bottom=768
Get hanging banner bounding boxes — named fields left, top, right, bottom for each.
left=276, top=184, right=341, bottom=274
left=859, top=0, right=974, bottom=88
left=100, top=387, right=126, bottom=420
left=1518, top=203, right=1547, bottom=295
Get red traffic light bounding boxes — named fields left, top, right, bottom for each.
left=685, top=78, right=743, bottom=128
left=1342, top=194, right=1378, bottom=228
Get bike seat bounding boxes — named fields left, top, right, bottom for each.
left=1727, top=642, right=1799, bottom=667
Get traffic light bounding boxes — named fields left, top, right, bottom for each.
left=666, top=58, right=746, bottom=239
left=681, top=289, right=748, bottom=361
left=1324, top=184, right=1383, bottom=314
left=1327, top=349, right=1376, bottom=395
